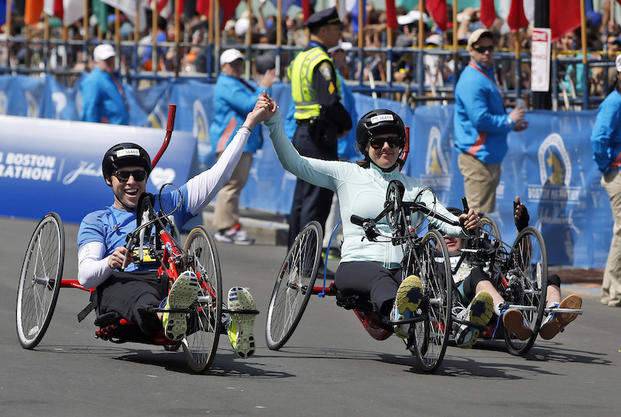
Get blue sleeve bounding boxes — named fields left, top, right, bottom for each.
left=459, top=82, right=513, bottom=134
left=77, top=213, right=105, bottom=249
left=591, top=101, right=620, bottom=173
left=80, top=76, right=101, bottom=122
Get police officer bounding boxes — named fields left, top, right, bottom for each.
left=287, top=7, right=352, bottom=248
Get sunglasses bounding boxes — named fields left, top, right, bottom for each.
left=369, top=137, right=404, bottom=149
left=472, top=45, right=494, bottom=53
left=113, top=169, right=147, bottom=182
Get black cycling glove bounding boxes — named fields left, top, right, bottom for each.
left=513, top=201, right=530, bottom=232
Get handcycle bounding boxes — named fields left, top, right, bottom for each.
left=265, top=179, right=463, bottom=373
left=449, top=207, right=583, bottom=356
left=15, top=104, right=258, bottom=373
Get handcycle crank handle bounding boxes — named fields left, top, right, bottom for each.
left=350, top=215, right=368, bottom=227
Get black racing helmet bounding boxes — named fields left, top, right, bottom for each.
left=101, top=142, right=152, bottom=181
left=355, top=109, right=406, bottom=155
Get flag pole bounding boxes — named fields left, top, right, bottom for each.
left=83, top=0, right=89, bottom=67
left=276, top=0, right=282, bottom=79
left=245, top=0, right=252, bottom=78
left=174, top=0, right=180, bottom=77
left=358, top=0, right=363, bottom=49
left=417, top=0, right=424, bottom=96
left=115, top=7, right=120, bottom=70
left=515, top=30, right=521, bottom=101
left=215, top=0, right=221, bottom=71
left=4, top=0, right=12, bottom=67
left=453, top=0, right=458, bottom=71
left=579, top=0, right=587, bottom=109
left=152, top=1, right=158, bottom=74
left=44, top=13, right=50, bottom=73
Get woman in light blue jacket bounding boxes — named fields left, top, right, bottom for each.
left=258, top=93, right=481, bottom=336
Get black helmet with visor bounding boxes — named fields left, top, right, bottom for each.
left=355, top=109, right=406, bottom=156
left=101, top=142, right=152, bottom=183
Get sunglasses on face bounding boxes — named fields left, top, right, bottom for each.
left=113, top=169, right=147, bottom=182
left=472, top=45, right=494, bottom=53
left=369, top=137, right=404, bottom=149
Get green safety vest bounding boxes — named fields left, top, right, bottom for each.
left=288, top=46, right=342, bottom=120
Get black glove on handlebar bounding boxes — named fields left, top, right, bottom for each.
left=513, top=201, right=530, bottom=232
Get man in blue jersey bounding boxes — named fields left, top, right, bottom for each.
left=76, top=101, right=272, bottom=357
left=591, top=54, right=621, bottom=308
left=80, top=44, right=129, bottom=125
left=454, top=28, right=528, bottom=215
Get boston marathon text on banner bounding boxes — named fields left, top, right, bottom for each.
left=0, top=115, right=196, bottom=224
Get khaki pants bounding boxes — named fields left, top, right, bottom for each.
left=458, top=153, right=501, bottom=214
left=601, top=170, right=621, bottom=306
left=213, top=152, right=253, bottom=231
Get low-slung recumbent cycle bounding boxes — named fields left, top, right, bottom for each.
left=15, top=104, right=258, bottom=373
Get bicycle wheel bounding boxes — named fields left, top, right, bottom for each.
left=182, top=226, right=222, bottom=372
left=405, top=229, right=452, bottom=373
left=503, top=226, right=548, bottom=356
left=385, top=180, right=406, bottom=235
left=266, top=221, right=322, bottom=350
left=16, top=213, right=65, bottom=349
left=480, top=216, right=501, bottom=242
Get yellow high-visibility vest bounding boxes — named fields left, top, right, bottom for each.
left=288, top=46, right=342, bottom=120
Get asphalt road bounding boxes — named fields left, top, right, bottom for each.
left=1, top=216, right=619, bottom=417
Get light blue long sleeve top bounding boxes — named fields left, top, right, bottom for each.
left=591, top=89, right=621, bottom=174
left=454, top=62, right=514, bottom=164
left=265, top=111, right=466, bottom=269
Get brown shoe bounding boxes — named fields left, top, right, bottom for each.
left=503, top=309, right=534, bottom=341
left=539, top=294, right=582, bottom=340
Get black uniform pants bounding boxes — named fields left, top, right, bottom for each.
left=288, top=121, right=338, bottom=248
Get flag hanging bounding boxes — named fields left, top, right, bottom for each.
left=25, top=0, right=44, bottom=25
left=479, top=0, right=496, bottom=28
left=550, top=0, right=581, bottom=42
left=196, top=0, right=241, bottom=29
left=92, top=0, right=108, bottom=33
left=425, top=0, right=447, bottom=31
left=385, top=0, right=398, bottom=30
left=507, top=0, right=528, bottom=32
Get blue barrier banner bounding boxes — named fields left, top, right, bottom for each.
left=0, top=74, right=613, bottom=268
left=1, top=115, right=196, bottom=224
left=409, top=106, right=610, bottom=268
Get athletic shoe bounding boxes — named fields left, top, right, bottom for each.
left=502, top=308, right=534, bottom=341
left=539, top=294, right=582, bottom=340
left=454, top=290, right=494, bottom=349
left=322, top=247, right=341, bottom=260
left=162, top=271, right=200, bottom=341
left=214, top=228, right=255, bottom=245
left=391, top=275, right=424, bottom=339
left=226, top=287, right=256, bottom=358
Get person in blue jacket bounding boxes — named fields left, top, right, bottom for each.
left=80, top=44, right=129, bottom=125
left=453, top=28, right=528, bottom=215
left=210, top=48, right=276, bottom=245
left=591, top=54, right=621, bottom=308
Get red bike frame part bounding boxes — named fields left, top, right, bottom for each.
left=151, top=104, right=177, bottom=169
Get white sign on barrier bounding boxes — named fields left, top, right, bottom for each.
left=531, top=28, right=551, bottom=92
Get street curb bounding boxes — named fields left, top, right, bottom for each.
left=201, top=207, right=289, bottom=246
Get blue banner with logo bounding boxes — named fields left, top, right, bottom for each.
left=0, top=74, right=613, bottom=267
left=0, top=115, right=196, bottom=224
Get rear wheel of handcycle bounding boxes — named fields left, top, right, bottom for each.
left=182, top=226, right=223, bottom=372
left=503, top=226, right=548, bottom=356
left=16, top=212, right=65, bottom=349
left=404, top=229, right=452, bottom=373
left=266, top=221, right=322, bottom=350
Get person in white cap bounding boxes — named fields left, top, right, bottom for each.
left=210, top=49, right=277, bottom=245
left=453, top=28, right=528, bottom=216
left=590, top=54, right=621, bottom=308
left=80, top=43, right=129, bottom=125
